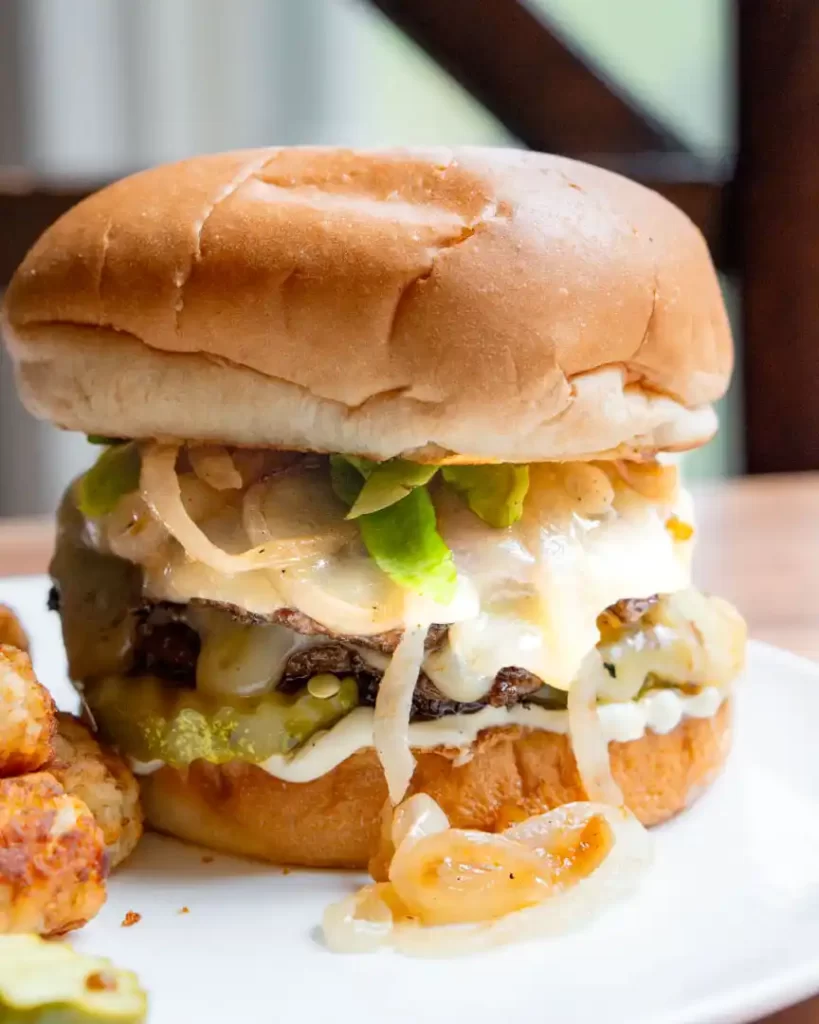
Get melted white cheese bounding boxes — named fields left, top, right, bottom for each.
left=129, top=686, right=726, bottom=783
left=135, top=466, right=694, bottom=701
left=420, top=484, right=693, bottom=699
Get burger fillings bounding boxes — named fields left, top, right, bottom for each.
left=52, top=443, right=741, bottom=781
left=1, top=146, right=745, bottom=951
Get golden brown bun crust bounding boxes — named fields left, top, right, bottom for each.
left=139, top=702, right=731, bottom=868
left=3, top=147, right=731, bottom=462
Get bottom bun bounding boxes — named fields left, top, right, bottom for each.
left=139, top=700, right=732, bottom=868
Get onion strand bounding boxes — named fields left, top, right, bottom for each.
left=373, top=622, right=428, bottom=804
left=140, top=443, right=348, bottom=575
left=188, top=444, right=243, bottom=491
left=392, top=803, right=651, bottom=956
left=323, top=800, right=652, bottom=956
left=568, top=650, right=624, bottom=806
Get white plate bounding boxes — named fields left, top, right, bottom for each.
left=2, top=574, right=818, bottom=1024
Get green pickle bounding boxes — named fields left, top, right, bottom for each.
left=75, top=444, right=141, bottom=519
left=0, top=935, right=146, bottom=1024
left=84, top=675, right=359, bottom=768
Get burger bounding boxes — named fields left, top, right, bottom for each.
left=2, top=147, right=745, bottom=870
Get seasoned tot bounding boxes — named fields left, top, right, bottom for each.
left=0, top=645, right=56, bottom=776
left=0, top=773, right=107, bottom=935
left=0, top=606, right=28, bottom=652
left=48, top=714, right=143, bottom=868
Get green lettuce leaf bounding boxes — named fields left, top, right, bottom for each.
left=86, top=435, right=125, bottom=446
left=442, top=464, right=530, bottom=528
left=329, top=455, right=456, bottom=603
left=75, top=443, right=141, bottom=519
left=329, top=455, right=365, bottom=507
left=358, top=489, right=456, bottom=603
left=342, top=455, right=376, bottom=478
left=346, top=458, right=439, bottom=518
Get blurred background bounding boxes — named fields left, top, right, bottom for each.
left=2, top=0, right=802, bottom=517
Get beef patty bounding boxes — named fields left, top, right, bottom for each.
left=129, top=602, right=547, bottom=720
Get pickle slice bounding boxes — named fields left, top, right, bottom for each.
left=74, top=444, right=141, bottom=520
left=0, top=935, right=146, bottom=1023
left=84, top=675, right=358, bottom=768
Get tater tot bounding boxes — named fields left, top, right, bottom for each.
left=48, top=714, right=143, bottom=868
left=0, top=773, right=107, bottom=935
left=0, top=606, right=28, bottom=652
left=0, top=645, right=56, bottom=776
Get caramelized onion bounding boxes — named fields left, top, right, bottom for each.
left=567, top=651, right=624, bottom=806
left=241, top=481, right=347, bottom=566
left=389, top=829, right=554, bottom=926
left=660, top=589, right=747, bottom=687
left=279, top=570, right=408, bottom=635
left=614, top=460, right=678, bottom=504
left=242, top=476, right=396, bottom=633
left=391, top=803, right=651, bottom=956
left=561, top=464, right=615, bottom=516
left=323, top=801, right=652, bottom=956
left=140, top=443, right=347, bottom=575
left=369, top=791, right=451, bottom=883
left=178, top=473, right=228, bottom=522
left=240, top=472, right=360, bottom=566
left=369, top=801, right=398, bottom=883
left=391, top=793, right=450, bottom=850
left=373, top=623, right=428, bottom=804
left=504, top=802, right=614, bottom=882
left=322, top=884, right=395, bottom=954
left=105, top=492, right=169, bottom=565
left=241, top=480, right=273, bottom=546
left=188, top=445, right=243, bottom=490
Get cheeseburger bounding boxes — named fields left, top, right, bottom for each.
left=2, top=147, right=745, bottom=870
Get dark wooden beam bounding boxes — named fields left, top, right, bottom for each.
left=368, top=0, right=696, bottom=158
left=0, top=178, right=94, bottom=286
left=736, top=0, right=819, bottom=473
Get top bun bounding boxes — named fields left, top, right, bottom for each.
left=2, top=147, right=731, bottom=462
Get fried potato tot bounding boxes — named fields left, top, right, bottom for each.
left=0, top=645, right=56, bottom=776
left=0, top=606, right=28, bottom=652
left=48, top=715, right=143, bottom=868
left=0, top=773, right=107, bottom=935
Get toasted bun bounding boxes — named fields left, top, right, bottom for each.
left=138, top=702, right=731, bottom=868
left=3, top=147, right=731, bottom=462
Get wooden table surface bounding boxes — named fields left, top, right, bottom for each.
left=0, top=472, right=817, bottom=1022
